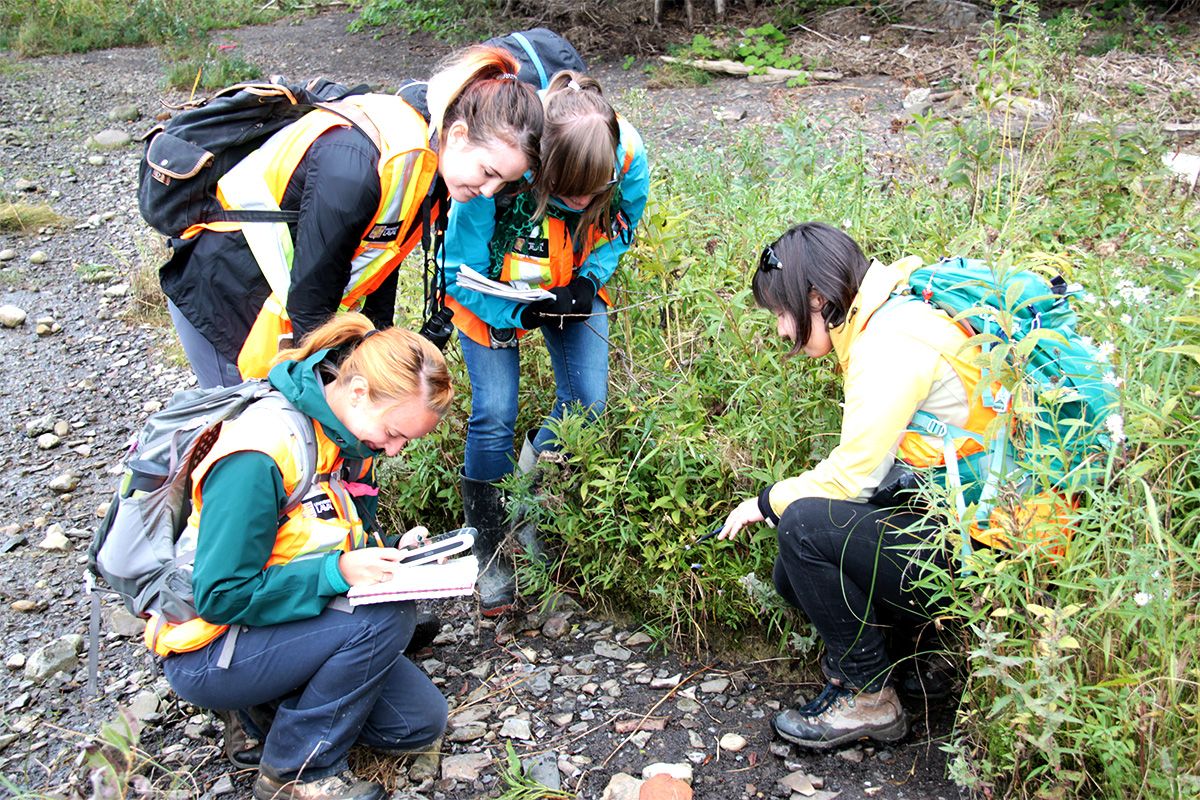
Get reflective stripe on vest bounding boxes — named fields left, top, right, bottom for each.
left=200, top=95, right=436, bottom=378
left=144, top=405, right=365, bottom=658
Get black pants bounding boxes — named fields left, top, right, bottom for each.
left=772, top=497, right=950, bottom=693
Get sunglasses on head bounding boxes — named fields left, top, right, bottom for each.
left=760, top=244, right=783, bottom=272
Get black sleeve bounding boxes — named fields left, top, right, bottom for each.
left=360, top=267, right=398, bottom=330
left=285, top=126, right=382, bottom=343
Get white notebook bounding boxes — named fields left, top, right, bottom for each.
left=455, top=264, right=555, bottom=302
left=347, top=556, right=479, bottom=606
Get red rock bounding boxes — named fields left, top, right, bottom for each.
left=638, top=774, right=693, bottom=800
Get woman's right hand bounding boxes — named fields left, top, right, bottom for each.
left=338, top=547, right=405, bottom=587
left=719, top=497, right=765, bottom=541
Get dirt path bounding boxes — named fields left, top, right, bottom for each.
left=0, top=10, right=1001, bottom=799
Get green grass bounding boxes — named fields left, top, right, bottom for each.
left=378, top=3, right=1200, bottom=797
left=0, top=201, right=64, bottom=232
left=163, top=43, right=263, bottom=91
left=348, top=0, right=494, bottom=42
left=0, top=0, right=289, bottom=56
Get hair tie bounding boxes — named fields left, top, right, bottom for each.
left=360, top=329, right=380, bottom=344
left=567, top=79, right=582, bottom=91
left=497, top=72, right=518, bottom=81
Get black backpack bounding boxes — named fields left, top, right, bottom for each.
left=397, top=28, right=587, bottom=116
left=484, top=28, right=587, bottom=89
left=137, top=77, right=368, bottom=238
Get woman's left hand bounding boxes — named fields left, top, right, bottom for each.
left=396, top=526, right=430, bottom=550
left=719, top=497, right=765, bottom=541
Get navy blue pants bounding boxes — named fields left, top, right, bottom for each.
left=772, top=498, right=949, bottom=693
left=163, top=601, right=447, bottom=781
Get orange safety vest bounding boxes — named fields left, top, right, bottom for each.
left=447, top=147, right=634, bottom=347
left=145, top=404, right=367, bottom=657
left=179, top=95, right=438, bottom=379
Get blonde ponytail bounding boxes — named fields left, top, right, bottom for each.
left=274, top=314, right=453, bottom=415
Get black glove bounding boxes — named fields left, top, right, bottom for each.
left=522, top=278, right=597, bottom=330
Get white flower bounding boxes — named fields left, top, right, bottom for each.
left=1105, top=413, right=1126, bottom=443
left=1134, top=591, right=1152, bottom=607
left=1097, top=341, right=1116, bottom=360
left=1103, top=372, right=1125, bottom=388
left=1080, top=292, right=1096, bottom=304
left=1120, top=313, right=1132, bottom=325
left=1080, top=335, right=1094, bottom=349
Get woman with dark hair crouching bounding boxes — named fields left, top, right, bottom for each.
left=718, top=222, right=999, bottom=749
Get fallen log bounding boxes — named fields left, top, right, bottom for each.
left=659, top=55, right=842, bottom=83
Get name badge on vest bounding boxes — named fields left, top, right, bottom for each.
left=515, top=235, right=550, bottom=258
left=364, top=222, right=402, bottom=243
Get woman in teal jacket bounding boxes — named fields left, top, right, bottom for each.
left=441, top=70, right=649, bottom=615
left=160, top=314, right=453, bottom=800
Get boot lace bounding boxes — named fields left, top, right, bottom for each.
left=798, top=682, right=853, bottom=718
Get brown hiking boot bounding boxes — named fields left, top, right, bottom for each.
left=252, top=770, right=384, bottom=800
left=214, top=708, right=263, bottom=769
left=773, top=683, right=909, bottom=749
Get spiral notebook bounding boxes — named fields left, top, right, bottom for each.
left=346, top=555, right=479, bottom=606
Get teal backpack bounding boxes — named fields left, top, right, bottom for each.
left=897, top=257, right=1117, bottom=563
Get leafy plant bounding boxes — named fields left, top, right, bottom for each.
left=349, top=0, right=494, bottom=42
left=0, top=0, right=284, bottom=56
left=163, top=43, right=262, bottom=92
left=496, top=741, right=574, bottom=800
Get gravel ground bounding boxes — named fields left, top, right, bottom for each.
left=10, top=6, right=1189, bottom=798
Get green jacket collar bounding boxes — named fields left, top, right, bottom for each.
left=268, top=350, right=379, bottom=460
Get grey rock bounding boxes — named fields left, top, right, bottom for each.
left=37, top=526, right=70, bottom=551
left=107, top=104, right=141, bottom=122
left=6, top=653, right=26, bottom=670
left=447, top=721, right=486, bottom=742
left=88, top=129, right=133, bottom=149
left=209, top=774, right=235, bottom=796
left=0, top=249, right=15, bottom=261
left=624, top=631, right=653, bottom=647
left=128, top=689, right=161, bottom=722
left=541, top=612, right=571, bottom=639
left=13, top=178, right=38, bottom=192
left=837, top=747, right=864, bottom=763
left=0, top=304, right=27, bottom=328
left=499, top=717, right=532, bottom=740
left=593, top=641, right=632, bottom=661
left=107, top=607, right=146, bottom=638
left=903, top=88, right=933, bottom=115
left=643, top=762, right=694, bottom=784
left=104, top=282, right=129, bottom=297
left=24, top=635, right=81, bottom=682
left=29, top=250, right=49, bottom=265
left=87, top=154, right=106, bottom=166
left=601, top=772, right=643, bottom=800
left=700, top=677, right=730, bottom=693
left=36, top=433, right=61, bottom=450
left=48, top=471, right=80, bottom=494
left=441, top=752, right=492, bottom=781
left=719, top=732, right=748, bottom=752
left=523, top=751, right=560, bottom=791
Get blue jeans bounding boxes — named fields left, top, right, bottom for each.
left=460, top=296, right=609, bottom=482
left=163, top=602, right=447, bottom=781
left=168, top=299, right=243, bottom=389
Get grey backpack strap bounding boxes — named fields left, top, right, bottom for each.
left=250, top=392, right=319, bottom=511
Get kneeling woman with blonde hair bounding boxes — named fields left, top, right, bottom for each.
left=151, top=313, right=453, bottom=800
